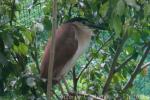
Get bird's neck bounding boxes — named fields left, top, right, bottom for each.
left=73, top=22, right=92, bottom=44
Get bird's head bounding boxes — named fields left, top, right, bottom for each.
left=65, top=17, right=100, bottom=29
left=65, top=17, right=96, bottom=36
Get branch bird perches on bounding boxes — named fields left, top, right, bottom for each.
left=47, top=0, right=57, bottom=99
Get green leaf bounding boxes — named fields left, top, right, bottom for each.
left=124, top=0, right=140, bottom=11
left=99, top=1, right=109, bottom=17
left=125, top=46, right=134, bottom=55
left=112, top=73, right=125, bottom=83
left=2, top=33, right=14, bottom=48
left=43, top=2, right=52, bottom=15
left=43, top=16, right=52, bottom=31
left=18, top=43, right=28, bottom=55
left=13, top=45, right=19, bottom=53
left=132, top=52, right=138, bottom=60
left=144, top=3, right=150, bottom=17
left=13, top=43, right=28, bottom=55
left=0, top=38, right=4, bottom=52
left=0, top=52, right=7, bottom=65
left=91, top=49, right=99, bottom=58
left=115, top=0, right=125, bottom=16
left=112, top=74, right=120, bottom=83
left=112, top=16, right=122, bottom=35
left=128, top=28, right=141, bottom=43
left=70, top=0, right=77, bottom=5
left=22, top=29, right=32, bottom=45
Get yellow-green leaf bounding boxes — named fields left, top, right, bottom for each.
left=128, top=28, right=141, bottom=43
left=22, top=29, right=32, bottom=45
left=70, top=0, right=77, bottom=5
left=18, top=43, right=28, bottom=55
left=124, top=0, right=140, bottom=11
left=99, top=1, right=109, bottom=17
left=144, top=4, right=150, bottom=17
left=13, top=43, right=28, bottom=55
left=112, top=16, right=122, bottom=35
left=125, top=46, right=134, bottom=55
left=115, top=0, right=125, bottom=16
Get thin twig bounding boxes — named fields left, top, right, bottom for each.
left=122, top=45, right=150, bottom=92
left=77, top=33, right=114, bottom=81
left=114, top=53, right=136, bottom=73
left=141, top=62, right=150, bottom=70
left=34, top=34, right=40, bottom=73
left=70, top=92, right=104, bottom=100
left=77, top=92, right=104, bottom=100
left=102, top=32, right=128, bottom=95
left=52, top=90, right=61, bottom=100
left=47, top=0, right=57, bottom=99
left=73, top=67, right=77, bottom=92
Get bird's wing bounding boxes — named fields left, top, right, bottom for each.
left=40, top=39, right=51, bottom=78
left=53, top=23, right=78, bottom=79
left=40, top=23, right=78, bottom=80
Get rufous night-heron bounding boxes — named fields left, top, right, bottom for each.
left=40, top=17, right=94, bottom=96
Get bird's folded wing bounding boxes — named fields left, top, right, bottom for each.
left=40, top=23, right=78, bottom=80
left=53, top=23, right=78, bottom=79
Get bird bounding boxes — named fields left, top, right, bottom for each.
left=40, top=17, right=93, bottom=95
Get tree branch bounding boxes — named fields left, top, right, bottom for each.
left=77, top=92, right=104, bottom=100
left=102, top=33, right=128, bottom=95
left=141, top=62, right=150, bottom=71
left=73, top=67, right=77, bottom=92
left=114, top=53, right=136, bottom=73
left=76, top=33, right=114, bottom=81
left=47, top=0, right=57, bottom=99
left=122, top=45, right=150, bottom=92
left=70, top=92, right=104, bottom=100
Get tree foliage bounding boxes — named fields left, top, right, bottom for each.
left=0, top=0, right=150, bottom=99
